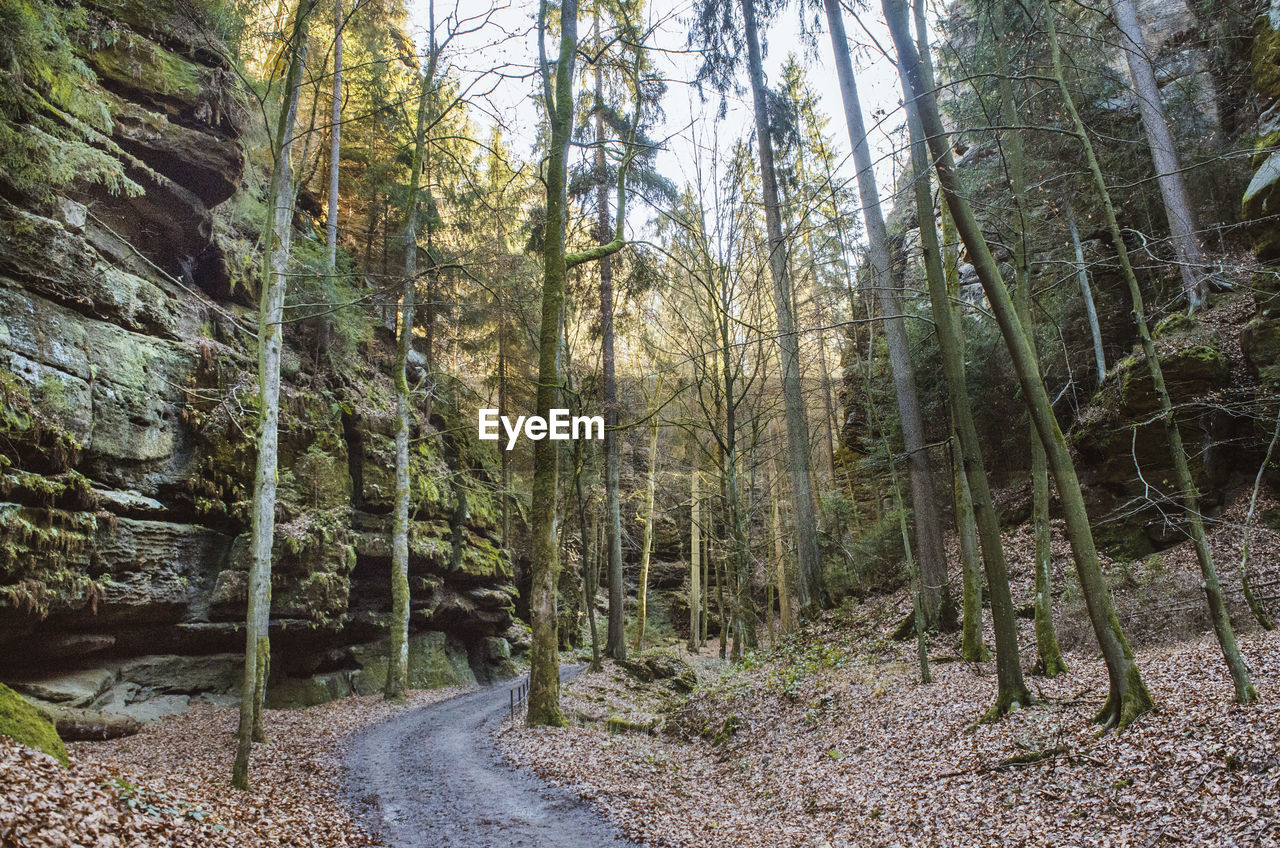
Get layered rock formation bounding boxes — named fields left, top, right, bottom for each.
left=0, top=0, right=518, bottom=721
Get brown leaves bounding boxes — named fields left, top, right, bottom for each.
left=501, top=491, right=1280, bottom=848
left=3, top=687, right=470, bottom=848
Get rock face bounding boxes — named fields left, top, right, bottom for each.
left=0, top=0, right=518, bottom=717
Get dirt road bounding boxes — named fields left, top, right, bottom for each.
left=345, top=666, right=639, bottom=847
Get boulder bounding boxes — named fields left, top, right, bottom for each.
left=266, top=671, right=352, bottom=710
left=10, top=668, right=115, bottom=708
left=117, top=654, right=241, bottom=694
left=618, top=649, right=697, bottom=693
left=25, top=700, right=141, bottom=740
left=349, top=631, right=476, bottom=696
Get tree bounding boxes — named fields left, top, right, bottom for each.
left=1041, top=0, right=1256, bottom=704
left=634, top=400, right=661, bottom=650
left=692, top=0, right=826, bottom=615
left=385, top=39, right=435, bottom=703
left=688, top=453, right=702, bottom=652
left=527, top=0, right=639, bottom=726
left=894, top=16, right=1029, bottom=711
left=820, top=0, right=948, bottom=627
left=1110, top=0, right=1208, bottom=309
left=887, top=0, right=1153, bottom=730
left=985, top=0, right=1065, bottom=678
left=233, top=0, right=316, bottom=791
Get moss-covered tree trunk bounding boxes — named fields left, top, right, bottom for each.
left=1043, top=4, right=1255, bottom=704
left=896, top=46, right=1025, bottom=710
left=325, top=0, right=342, bottom=276
left=387, top=62, right=433, bottom=701
left=233, top=0, right=312, bottom=791
left=528, top=0, right=632, bottom=725
left=889, top=0, right=1152, bottom=729
left=988, top=2, right=1065, bottom=678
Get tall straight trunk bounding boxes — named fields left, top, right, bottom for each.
left=527, top=0, right=579, bottom=727
left=767, top=423, right=794, bottom=634
left=988, top=2, right=1065, bottom=678
left=634, top=421, right=659, bottom=650
left=717, top=280, right=754, bottom=659
left=232, top=0, right=312, bottom=791
left=1043, top=4, right=1256, bottom=704
left=325, top=0, right=342, bottom=274
left=498, top=313, right=510, bottom=546
left=741, top=0, right=825, bottom=615
left=1067, top=203, right=1107, bottom=383
left=896, top=49, right=1027, bottom=710
left=701, top=525, right=710, bottom=646
left=529, top=0, right=630, bottom=724
left=596, top=13, right=626, bottom=662
left=575, top=443, right=601, bottom=669
left=387, top=15, right=436, bottom=701
left=822, top=0, right=947, bottom=626
left=689, top=460, right=702, bottom=652
left=940, top=200, right=988, bottom=663
left=889, top=0, right=1153, bottom=729
left=952, top=424, right=989, bottom=662
left=1111, top=0, right=1208, bottom=309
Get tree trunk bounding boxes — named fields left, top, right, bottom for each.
left=596, top=13, right=627, bottom=663
left=527, top=0, right=579, bottom=727
left=1044, top=3, right=1255, bottom=703
left=635, top=420, right=659, bottom=650
left=889, top=0, right=1152, bottom=729
left=1067, top=203, right=1107, bottom=383
left=896, top=48, right=1026, bottom=710
left=574, top=439, right=601, bottom=669
left=989, top=3, right=1065, bottom=678
left=1241, top=407, right=1279, bottom=631
left=822, top=0, right=946, bottom=627
left=325, top=0, right=342, bottom=274
left=232, top=0, right=312, bottom=791
left=689, top=458, right=702, bottom=652
left=1111, top=0, right=1208, bottom=309
left=767, top=426, right=794, bottom=635
left=741, top=0, right=825, bottom=615
left=386, top=16, right=437, bottom=701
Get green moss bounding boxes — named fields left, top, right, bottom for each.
left=0, top=370, right=82, bottom=472
left=605, top=715, right=656, bottom=735
left=1253, top=17, right=1280, bottom=104
left=0, top=682, right=67, bottom=765
left=0, top=503, right=104, bottom=617
left=1152, top=312, right=1194, bottom=339
left=87, top=33, right=203, bottom=104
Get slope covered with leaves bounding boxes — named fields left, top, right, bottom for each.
left=501, top=507, right=1280, bottom=848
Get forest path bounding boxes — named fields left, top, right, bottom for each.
left=344, top=664, right=640, bottom=848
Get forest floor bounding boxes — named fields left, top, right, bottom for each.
left=500, top=498, right=1280, bottom=848
left=2, top=686, right=472, bottom=847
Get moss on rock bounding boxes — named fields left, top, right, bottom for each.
left=0, top=682, right=68, bottom=765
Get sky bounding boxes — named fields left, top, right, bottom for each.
left=403, top=0, right=926, bottom=242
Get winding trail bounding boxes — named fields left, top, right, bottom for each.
left=344, top=665, right=639, bottom=847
